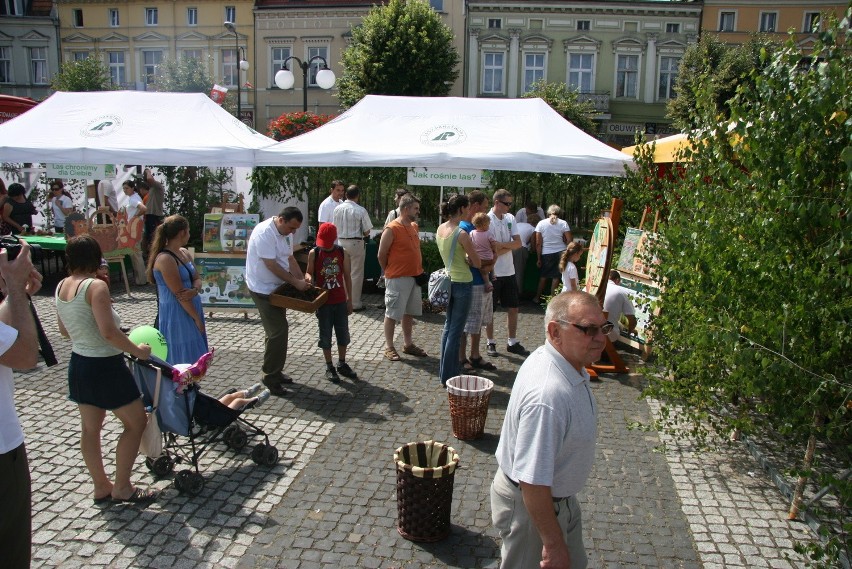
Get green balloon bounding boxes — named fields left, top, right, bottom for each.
left=128, top=325, right=168, bottom=360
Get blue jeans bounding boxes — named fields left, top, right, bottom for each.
left=439, top=281, right=473, bottom=385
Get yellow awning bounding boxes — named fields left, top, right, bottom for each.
left=621, top=133, right=693, bottom=163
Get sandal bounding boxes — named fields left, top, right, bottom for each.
left=112, top=487, right=158, bottom=504
left=470, top=356, right=497, bottom=371
left=384, top=347, right=401, bottom=361
left=93, top=493, right=112, bottom=505
left=461, top=359, right=474, bottom=372
left=402, top=344, right=428, bottom=357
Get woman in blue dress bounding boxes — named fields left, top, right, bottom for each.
left=146, top=215, right=207, bottom=365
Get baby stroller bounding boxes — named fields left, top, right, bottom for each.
left=129, top=354, right=280, bottom=495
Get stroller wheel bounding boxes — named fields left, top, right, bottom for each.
left=175, top=469, right=205, bottom=496
left=263, top=445, right=279, bottom=466
left=152, top=455, right=175, bottom=478
left=225, top=426, right=248, bottom=450
left=251, top=443, right=266, bottom=465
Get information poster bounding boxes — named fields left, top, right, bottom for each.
left=194, top=253, right=255, bottom=309
left=616, top=227, right=658, bottom=279
left=618, top=275, right=660, bottom=346
left=202, top=213, right=259, bottom=253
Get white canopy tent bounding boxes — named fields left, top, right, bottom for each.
left=255, top=95, right=634, bottom=176
left=0, top=91, right=276, bottom=167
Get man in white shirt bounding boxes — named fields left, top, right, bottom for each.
left=486, top=189, right=529, bottom=357
left=0, top=240, right=42, bottom=569
left=318, top=180, right=345, bottom=224
left=515, top=200, right=545, bottom=224
left=492, top=291, right=607, bottom=569
left=333, top=185, right=373, bottom=311
left=246, top=207, right=309, bottom=395
left=603, top=270, right=637, bottom=343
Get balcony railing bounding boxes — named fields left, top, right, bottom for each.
left=577, top=91, right=610, bottom=112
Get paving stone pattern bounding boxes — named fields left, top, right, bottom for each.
left=17, top=285, right=817, bottom=568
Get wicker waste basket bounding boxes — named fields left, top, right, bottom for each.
left=394, top=440, right=460, bottom=542
left=446, top=375, right=494, bottom=440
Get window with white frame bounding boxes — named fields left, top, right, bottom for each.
left=187, top=8, right=197, bottom=26
left=142, top=50, right=162, bottom=84
left=222, top=48, right=237, bottom=87
left=576, top=20, right=590, bottom=31
left=522, top=52, right=545, bottom=93
left=719, top=11, right=735, bottom=32
left=30, top=47, right=48, bottom=84
left=658, top=56, right=679, bottom=100
left=665, top=23, right=680, bottom=34
left=803, top=12, right=820, bottom=32
left=271, top=46, right=292, bottom=78
left=72, top=51, right=89, bottom=61
left=73, top=9, right=84, bottom=27
left=183, top=49, right=202, bottom=60
left=225, top=6, right=235, bottom=24
left=482, top=51, right=504, bottom=94
left=759, top=12, right=777, bottom=32
left=0, top=47, right=11, bottom=83
left=615, top=54, right=639, bottom=98
left=307, top=46, right=329, bottom=86
left=1, top=0, right=24, bottom=16
left=109, top=8, right=119, bottom=27
left=488, top=18, right=501, bottom=29
left=108, top=51, right=125, bottom=86
left=568, top=53, right=594, bottom=93
left=145, top=7, right=158, bottom=26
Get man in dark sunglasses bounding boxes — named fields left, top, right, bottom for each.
left=491, top=291, right=606, bottom=569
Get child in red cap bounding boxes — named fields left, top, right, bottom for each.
left=305, top=222, right=358, bottom=382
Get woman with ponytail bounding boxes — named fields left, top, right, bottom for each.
left=146, top=215, right=207, bottom=364
left=533, top=204, right=572, bottom=303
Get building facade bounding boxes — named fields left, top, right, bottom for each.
left=253, top=0, right=464, bottom=131
left=0, top=0, right=60, bottom=99
left=701, top=1, right=847, bottom=46
left=466, top=1, right=701, bottom=146
left=54, top=0, right=255, bottom=120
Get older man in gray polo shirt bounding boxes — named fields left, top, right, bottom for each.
left=491, top=291, right=611, bottom=569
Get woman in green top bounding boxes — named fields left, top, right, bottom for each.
left=436, top=194, right=481, bottom=386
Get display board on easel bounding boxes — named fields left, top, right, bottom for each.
left=583, top=216, right=614, bottom=303
left=194, top=253, right=256, bottom=318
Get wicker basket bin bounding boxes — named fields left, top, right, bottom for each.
left=394, top=440, right=459, bottom=542
left=446, top=375, right=494, bottom=440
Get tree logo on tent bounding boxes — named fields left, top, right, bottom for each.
left=81, top=115, right=123, bottom=138
left=420, top=125, right=467, bottom=147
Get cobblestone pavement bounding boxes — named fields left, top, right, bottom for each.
left=17, top=283, right=818, bottom=568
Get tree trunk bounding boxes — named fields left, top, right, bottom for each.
left=787, top=411, right=825, bottom=520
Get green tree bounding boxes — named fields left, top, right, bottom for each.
left=51, top=56, right=115, bottom=92
left=336, top=0, right=459, bottom=109
left=645, top=11, right=851, bottom=565
left=667, top=34, right=774, bottom=132
left=522, top=80, right=597, bottom=136
left=152, top=57, right=214, bottom=94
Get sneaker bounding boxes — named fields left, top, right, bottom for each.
left=325, top=367, right=340, bottom=383
left=506, top=342, right=530, bottom=356
left=486, top=342, right=498, bottom=357
left=336, top=362, right=358, bottom=379
left=253, top=389, right=271, bottom=408
left=243, top=383, right=263, bottom=398
left=262, top=376, right=288, bottom=396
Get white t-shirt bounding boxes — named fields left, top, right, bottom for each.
left=50, top=195, right=73, bottom=228
left=317, top=195, right=341, bottom=224
left=535, top=218, right=571, bottom=255
left=0, top=322, right=22, bottom=454
left=487, top=210, right=519, bottom=277
left=515, top=207, right=545, bottom=224
left=603, top=282, right=636, bottom=340
left=246, top=217, right=294, bottom=295
left=126, top=193, right=144, bottom=219
left=516, top=222, right=535, bottom=249
left=561, top=262, right=578, bottom=291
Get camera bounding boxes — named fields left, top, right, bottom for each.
left=0, top=235, right=43, bottom=264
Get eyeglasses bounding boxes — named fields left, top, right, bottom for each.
left=499, top=200, right=513, bottom=207
left=556, top=320, right=614, bottom=337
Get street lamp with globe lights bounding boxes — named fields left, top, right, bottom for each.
left=274, top=56, right=336, bottom=113
left=224, top=21, right=249, bottom=121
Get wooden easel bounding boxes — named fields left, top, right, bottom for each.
left=587, top=197, right=630, bottom=376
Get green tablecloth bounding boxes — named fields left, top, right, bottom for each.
left=19, top=234, right=68, bottom=251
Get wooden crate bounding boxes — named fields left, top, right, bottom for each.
left=269, top=285, right=328, bottom=313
